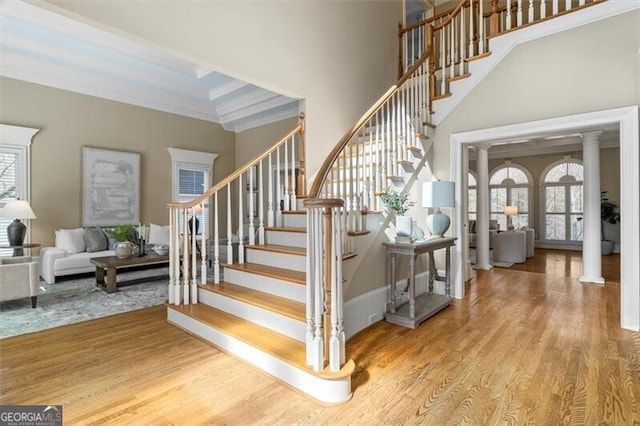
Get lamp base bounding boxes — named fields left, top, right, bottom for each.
left=7, top=219, right=26, bottom=246
left=426, top=210, right=450, bottom=238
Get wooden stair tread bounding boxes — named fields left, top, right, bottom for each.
left=200, top=282, right=305, bottom=321
left=398, top=160, right=414, bottom=166
left=407, top=146, right=422, bottom=152
left=466, top=51, right=491, bottom=62
left=169, top=304, right=355, bottom=379
left=223, top=262, right=305, bottom=284
left=416, top=132, right=429, bottom=140
left=281, top=210, right=306, bottom=215
left=247, top=244, right=305, bottom=256
left=343, top=252, right=357, bottom=260
left=433, top=92, right=452, bottom=101
left=265, top=226, right=306, bottom=233
left=448, top=72, right=471, bottom=82
left=347, top=230, right=370, bottom=236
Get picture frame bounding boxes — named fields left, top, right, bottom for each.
left=82, top=147, right=140, bottom=226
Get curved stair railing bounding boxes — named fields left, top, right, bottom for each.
left=167, top=114, right=305, bottom=305
left=399, top=0, right=604, bottom=104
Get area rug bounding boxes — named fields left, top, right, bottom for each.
left=0, top=267, right=170, bottom=339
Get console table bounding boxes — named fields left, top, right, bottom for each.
left=383, top=237, right=456, bottom=328
left=0, top=243, right=40, bottom=257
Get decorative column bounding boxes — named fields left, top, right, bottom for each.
left=476, top=146, right=491, bottom=270
left=580, top=131, right=604, bottom=284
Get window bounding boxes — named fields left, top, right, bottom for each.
left=468, top=172, right=476, bottom=221
left=542, top=157, right=583, bottom=242
left=489, top=162, right=531, bottom=231
left=168, top=148, right=218, bottom=236
left=0, top=125, right=38, bottom=256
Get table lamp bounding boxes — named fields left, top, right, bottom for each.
left=504, top=205, right=518, bottom=230
left=422, top=181, right=455, bottom=238
left=1, top=199, right=36, bottom=247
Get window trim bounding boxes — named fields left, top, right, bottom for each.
left=488, top=162, right=533, bottom=230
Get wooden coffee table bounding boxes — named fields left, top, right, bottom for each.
left=90, top=253, right=170, bottom=293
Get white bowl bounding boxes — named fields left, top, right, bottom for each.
left=153, top=245, right=169, bottom=256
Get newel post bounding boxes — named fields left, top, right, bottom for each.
left=304, top=198, right=345, bottom=372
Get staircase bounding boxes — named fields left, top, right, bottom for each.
left=165, top=0, right=620, bottom=404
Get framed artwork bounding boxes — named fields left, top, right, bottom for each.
left=82, top=147, right=140, bottom=226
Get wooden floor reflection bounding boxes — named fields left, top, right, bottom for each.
left=509, top=248, right=621, bottom=282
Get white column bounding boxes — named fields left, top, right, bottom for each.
left=476, top=146, right=491, bottom=270
left=580, top=131, right=604, bottom=284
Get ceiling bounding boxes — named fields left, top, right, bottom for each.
left=0, top=1, right=300, bottom=133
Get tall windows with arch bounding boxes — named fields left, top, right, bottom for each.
left=489, top=161, right=532, bottom=231
left=542, top=156, right=583, bottom=242
left=468, top=171, right=477, bottom=221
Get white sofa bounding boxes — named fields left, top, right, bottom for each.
left=40, top=246, right=115, bottom=284
left=40, top=224, right=169, bottom=284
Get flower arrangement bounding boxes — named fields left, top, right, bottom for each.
left=379, top=188, right=414, bottom=216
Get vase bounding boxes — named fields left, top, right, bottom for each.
left=395, top=215, right=413, bottom=239
left=114, top=241, right=135, bottom=259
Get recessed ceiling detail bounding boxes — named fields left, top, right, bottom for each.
left=0, top=0, right=300, bottom=132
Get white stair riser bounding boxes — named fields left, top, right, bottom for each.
left=266, top=230, right=306, bottom=248
left=282, top=213, right=306, bottom=228
left=199, top=290, right=305, bottom=342
left=223, top=268, right=305, bottom=303
left=246, top=248, right=305, bottom=272
left=167, top=309, right=352, bottom=404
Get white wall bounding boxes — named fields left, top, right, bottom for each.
left=43, top=0, right=402, bottom=184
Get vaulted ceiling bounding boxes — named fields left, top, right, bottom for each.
left=0, top=1, right=301, bottom=133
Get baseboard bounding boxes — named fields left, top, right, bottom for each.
left=344, top=270, right=447, bottom=339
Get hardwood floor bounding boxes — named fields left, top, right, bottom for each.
left=1, top=250, right=638, bottom=424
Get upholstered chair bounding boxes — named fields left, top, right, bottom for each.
left=0, top=256, right=39, bottom=308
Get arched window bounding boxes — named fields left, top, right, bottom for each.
left=489, top=162, right=531, bottom=231
left=468, top=171, right=476, bottom=221
left=542, top=157, right=583, bottom=242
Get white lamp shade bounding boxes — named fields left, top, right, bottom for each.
left=0, top=200, right=36, bottom=219
left=504, top=205, right=518, bottom=216
left=422, top=181, right=455, bottom=208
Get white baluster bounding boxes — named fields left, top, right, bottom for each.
left=469, top=0, right=475, bottom=56
left=182, top=209, right=189, bottom=304
left=506, top=0, right=512, bottom=29
left=553, top=0, right=558, bottom=15
left=227, top=184, right=233, bottom=264
left=479, top=0, right=485, bottom=54
left=173, top=208, right=181, bottom=305
left=258, top=160, right=265, bottom=244
left=238, top=174, right=245, bottom=264
left=517, top=0, right=523, bottom=26
left=290, top=136, right=297, bottom=211
left=449, top=21, right=455, bottom=80
left=190, top=208, right=197, bottom=303
left=528, top=0, right=534, bottom=23
left=168, top=208, right=175, bottom=304
left=440, top=27, right=446, bottom=95
left=283, top=138, right=290, bottom=212
left=312, top=209, right=324, bottom=372
left=200, top=201, right=207, bottom=285
left=565, top=0, right=571, bottom=12
left=248, top=167, right=255, bottom=246
left=276, top=146, right=282, bottom=225
left=460, top=9, right=466, bottom=73
left=305, top=207, right=315, bottom=366
left=267, top=153, right=274, bottom=227
left=214, top=193, right=220, bottom=284
left=579, top=0, right=585, bottom=6
left=540, top=0, right=546, bottom=18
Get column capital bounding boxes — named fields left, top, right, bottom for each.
left=581, top=130, right=603, bottom=143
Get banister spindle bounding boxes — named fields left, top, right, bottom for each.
left=227, top=183, right=233, bottom=264
left=182, top=208, right=189, bottom=304
left=267, top=153, right=274, bottom=227
left=552, top=0, right=558, bottom=15
left=283, top=138, right=290, bottom=211
left=506, top=0, right=512, bottom=29
left=238, top=174, right=245, bottom=264
left=469, top=0, right=475, bottom=56
left=258, top=160, right=265, bottom=244
left=200, top=201, right=207, bottom=285
left=528, top=0, right=534, bottom=23
left=291, top=136, right=297, bottom=211
left=173, top=207, right=181, bottom=305
left=213, top=192, right=220, bottom=283
left=540, top=0, right=546, bottom=18
left=190, top=208, right=198, bottom=303
left=517, top=0, right=523, bottom=26
left=168, top=208, right=175, bottom=304
left=276, top=146, right=282, bottom=225
left=248, top=166, right=255, bottom=246
left=478, top=0, right=485, bottom=54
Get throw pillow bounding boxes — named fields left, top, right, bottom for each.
left=55, top=228, right=86, bottom=254
left=84, top=227, right=108, bottom=252
left=148, top=223, right=170, bottom=246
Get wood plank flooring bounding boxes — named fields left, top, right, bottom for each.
left=1, top=250, right=638, bottom=424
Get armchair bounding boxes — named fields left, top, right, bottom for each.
left=468, top=219, right=500, bottom=249
left=0, top=256, right=39, bottom=308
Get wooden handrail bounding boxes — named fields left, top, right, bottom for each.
left=432, top=0, right=470, bottom=31
left=168, top=113, right=305, bottom=209
left=400, top=3, right=465, bottom=34
left=307, top=48, right=431, bottom=198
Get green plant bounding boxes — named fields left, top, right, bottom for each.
left=600, top=191, right=620, bottom=241
left=379, top=188, right=414, bottom=216
left=106, top=224, right=135, bottom=242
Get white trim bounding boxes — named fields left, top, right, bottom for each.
left=167, top=148, right=218, bottom=203
left=451, top=106, right=639, bottom=331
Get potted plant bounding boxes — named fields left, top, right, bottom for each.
left=600, top=191, right=620, bottom=255
left=379, top=188, right=414, bottom=239
left=106, top=224, right=136, bottom=259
